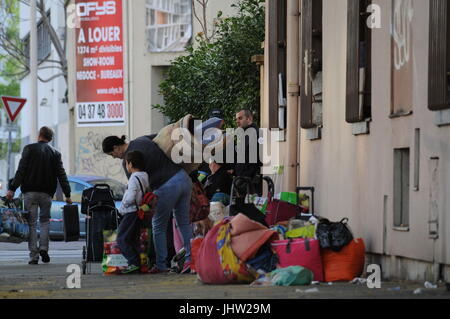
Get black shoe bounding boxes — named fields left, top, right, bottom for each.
left=39, top=250, right=50, bottom=263
left=28, top=259, right=38, bottom=265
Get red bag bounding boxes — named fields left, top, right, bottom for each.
left=190, top=237, right=204, bottom=273
left=190, top=180, right=210, bottom=223
left=272, top=238, right=324, bottom=282
left=265, top=198, right=303, bottom=227
left=322, top=238, right=366, bottom=282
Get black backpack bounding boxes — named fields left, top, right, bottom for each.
left=316, top=218, right=353, bottom=252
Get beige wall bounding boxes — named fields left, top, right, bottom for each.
left=263, top=0, right=450, bottom=266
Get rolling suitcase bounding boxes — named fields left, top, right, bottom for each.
left=62, top=205, right=80, bottom=242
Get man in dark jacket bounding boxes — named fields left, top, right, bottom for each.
left=7, top=127, right=72, bottom=265
left=234, top=109, right=263, bottom=195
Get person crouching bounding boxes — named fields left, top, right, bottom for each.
left=117, top=151, right=150, bottom=274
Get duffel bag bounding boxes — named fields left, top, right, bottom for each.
left=322, top=238, right=366, bottom=282
left=271, top=238, right=324, bottom=282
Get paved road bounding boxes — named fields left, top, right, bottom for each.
left=1, top=241, right=449, bottom=299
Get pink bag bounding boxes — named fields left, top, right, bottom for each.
left=271, top=238, right=324, bottom=282
left=173, top=219, right=184, bottom=253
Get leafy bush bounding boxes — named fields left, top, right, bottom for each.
left=152, top=0, right=265, bottom=128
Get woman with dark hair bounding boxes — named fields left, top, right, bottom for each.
left=103, top=134, right=193, bottom=274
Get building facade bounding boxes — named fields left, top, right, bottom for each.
left=19, top=0, right=71, bottom=172
left=262, top=0, right=450, bottom=281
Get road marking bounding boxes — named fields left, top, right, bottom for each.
left=0, top=250, right=82, bottom=261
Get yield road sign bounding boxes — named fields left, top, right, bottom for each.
left=1, top=96, right=27, bottom=122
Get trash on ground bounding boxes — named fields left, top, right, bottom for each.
left=413, top=288, right=422, bottom=295
left=311, top=281, right=320, bottom=285
left=388, top=287, right=401, bottom=291
left=295, top=288, right=320, bottom=294
left=424, top=281, right=438, bottom=289
left=350, top=277, right=367, bottom=285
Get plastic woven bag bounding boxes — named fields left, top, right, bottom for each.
left=102, top=230, right=128, bottom=275
left=270, top=266, right=313, bottom=286
left=0, top=208, right=29, bottom=242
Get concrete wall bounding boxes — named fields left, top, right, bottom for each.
left=263, top=0, right=450, bottom=279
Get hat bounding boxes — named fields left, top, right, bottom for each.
left=209, top=109, right=224, bottom=120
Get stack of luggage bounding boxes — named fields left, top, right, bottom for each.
left=191, top=176, right=366, bottom=286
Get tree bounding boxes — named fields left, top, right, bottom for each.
left=152, top=0, right=265, bottom=128
left=0, top=0, right=70, bottom=84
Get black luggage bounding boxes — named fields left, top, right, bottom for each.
left=229, top=176, right=268, bottom=227
left=62, top=205, right=80, bottom=242
left=81, top=184, right=119, bottom=272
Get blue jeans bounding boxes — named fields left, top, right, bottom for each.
left=153, top=170, right=193, bottom=270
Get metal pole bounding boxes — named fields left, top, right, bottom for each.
left=286, top=0, right=300, bottom=192
left=30, top=0, right=38, bottom=141
left=6, top=121, right=12, bottom=184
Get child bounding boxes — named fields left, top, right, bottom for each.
left=117, top=150, right=150, bottom=274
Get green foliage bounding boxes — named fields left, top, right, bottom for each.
left=153, top=0, right=265, bottom=128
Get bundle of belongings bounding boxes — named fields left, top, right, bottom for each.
left=0, top=197, right=30, bottom=243
left=194, top=210, right=366, bottom=285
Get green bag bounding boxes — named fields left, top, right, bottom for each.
left=275, top=192, right=298, bottom=205
left=285, top=225, right=316, bottom=239
left=270, top=266, right=313, bottom=286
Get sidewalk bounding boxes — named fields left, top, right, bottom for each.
left=1, top=259, right=449, bottom=299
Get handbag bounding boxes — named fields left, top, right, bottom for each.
left=316, top=218, right=354, bottom=252
left=272, top=238, right=324, bottom=282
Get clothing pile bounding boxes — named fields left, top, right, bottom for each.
left=0, top=201, right=30, bottom=243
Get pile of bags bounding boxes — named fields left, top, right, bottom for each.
left=193, top=190, right=366, bottom=285
left=0, top=198, right=30, bottom=243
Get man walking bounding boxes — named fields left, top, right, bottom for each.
left=7, top=127, right=72, bottom=265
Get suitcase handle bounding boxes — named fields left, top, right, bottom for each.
left=262, top=176, right=275, bottom=200
left=92, top=184, right=111, bottom=190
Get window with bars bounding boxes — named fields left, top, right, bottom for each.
left=300, top=0, right=323, bottom=129
left=428, top=0, right=450, bottom=111
left=267, top=0, right=287, bottom=129
left=346, top=0, right=372, bottom=123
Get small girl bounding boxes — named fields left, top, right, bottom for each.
left=117, top=150, right=149, bottom=274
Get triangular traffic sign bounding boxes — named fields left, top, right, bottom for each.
left=1, top=96, right=27, bottom=122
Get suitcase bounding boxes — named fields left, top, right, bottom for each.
left=63, top=205, right=80, bottom=242
left=272, top=238, right=324, bottom=282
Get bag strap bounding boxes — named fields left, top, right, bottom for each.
left=340, top=218, right=349, bottom=224
left=134, top=175, right=145, bottom=209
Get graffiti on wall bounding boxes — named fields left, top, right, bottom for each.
left=392, top=0, right=413, bottom=70
left=75, top=131, right=125, bottom=182
left=391, top=0, right=414, bottom=114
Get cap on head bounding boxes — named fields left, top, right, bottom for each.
left=209, top=109, right=224, bottom=120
